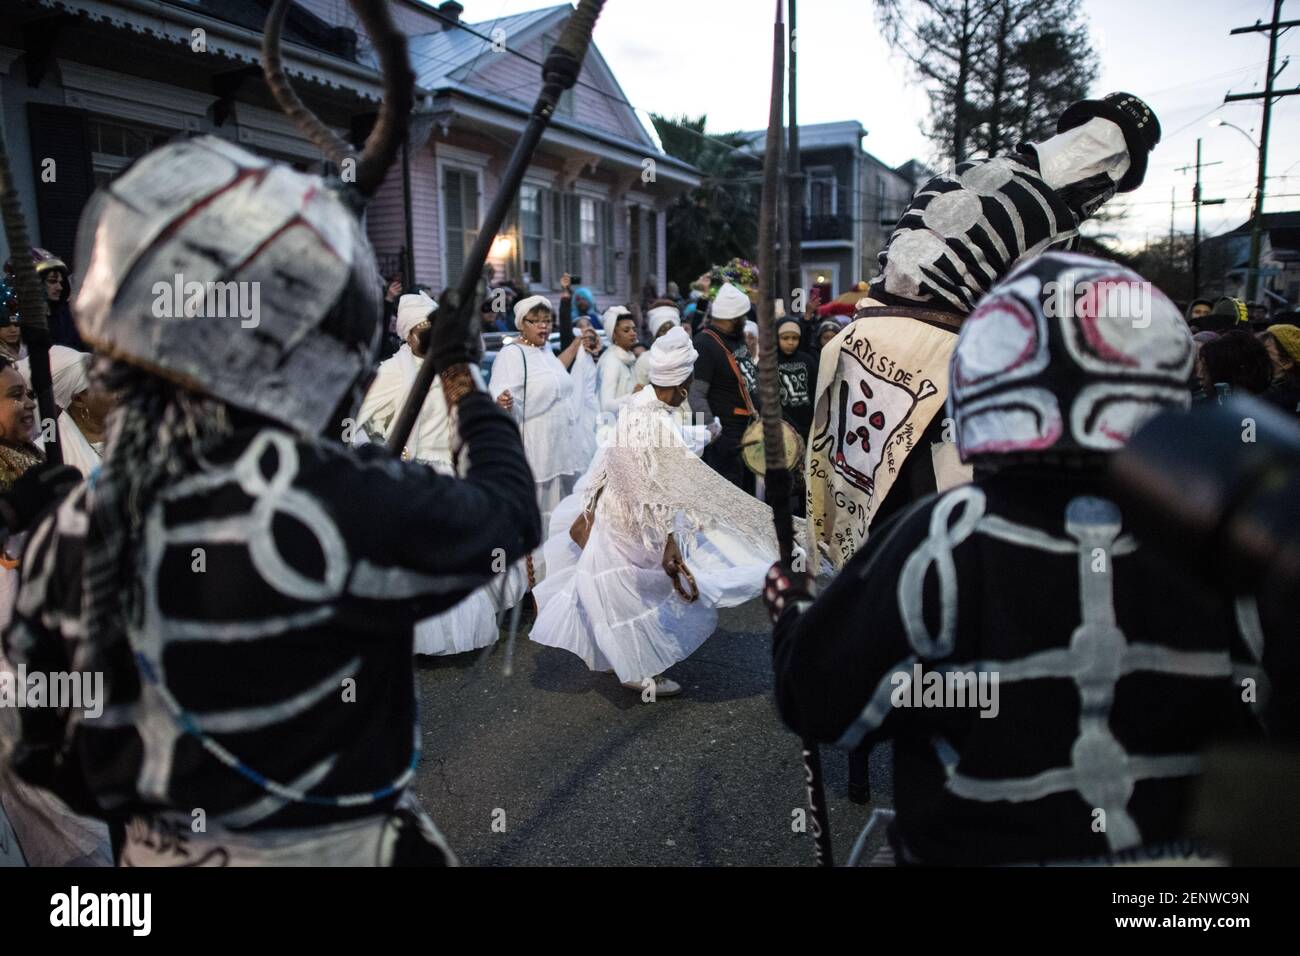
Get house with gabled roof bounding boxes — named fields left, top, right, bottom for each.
left=1, top=0, right=700, bottom=312
left=739, top=120, right=925, bottom=297
left=1199, top=210, right=1300, bottom=309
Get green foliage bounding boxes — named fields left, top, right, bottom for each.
left=650, top=113, right=759, bottom=291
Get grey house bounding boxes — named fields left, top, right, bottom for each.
left=741, top=120, right=926, bottom=296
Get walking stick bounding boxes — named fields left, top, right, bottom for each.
left=387, top=0, right=606, bottom=453
left=754, top=0, right=832, bottom=867
left=0, top=134, right=61, bottom=465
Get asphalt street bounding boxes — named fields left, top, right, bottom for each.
left=412, top=596, right=894, bottom=866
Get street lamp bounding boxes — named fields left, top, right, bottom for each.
left=1209, top=117, right=1265, bottom=302
left=1209, top=117, right=1260, bottom=149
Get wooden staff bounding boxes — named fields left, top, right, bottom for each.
left=387, top=0, right=607, bottom=453
left=755, top=0, right=832, bottom=867
left=0, top=133, right=60, bottom=465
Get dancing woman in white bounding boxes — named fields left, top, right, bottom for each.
left=532, top=327, right=792, bottom=699
left=355, top=292, right=522, bottom=654
left=489, top=294, right=598, bottom=528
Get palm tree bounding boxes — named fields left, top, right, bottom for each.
left=650, top=114, right=760, bottom=291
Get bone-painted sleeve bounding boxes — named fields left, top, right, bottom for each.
left=771, top=502, right=931, bottom=748
left=322, top=392, right=540, bottom=622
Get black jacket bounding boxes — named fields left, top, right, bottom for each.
left=5, top=389, right=539, bottom=830
left=772, top=468, right=1289, bottom=864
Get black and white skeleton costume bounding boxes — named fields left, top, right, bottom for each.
left=771, top=253, right=1294, bottom=865
left=2, top=132, right=540, bottom=865
left=806, top=93, right=1163, bottom=569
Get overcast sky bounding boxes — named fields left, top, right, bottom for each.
left=434, top=0, right=1300, bottom=250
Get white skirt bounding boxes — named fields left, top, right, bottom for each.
left=530, top=485, right=775, bottom=684
left=412, top=565, right=529, bottom=656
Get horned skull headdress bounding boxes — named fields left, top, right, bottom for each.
left=71, top=0, right=414, bottom=434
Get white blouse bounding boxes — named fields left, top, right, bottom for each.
left=354, top=345, right=452, bottom=471
left=489, top=342, right=595, bottom=484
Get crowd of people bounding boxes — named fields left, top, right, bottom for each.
left=0, top=76, right=1295, bottom=870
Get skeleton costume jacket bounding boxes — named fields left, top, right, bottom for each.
left=807, top=94, right=1161, bottom=568
left=5, top=396, right=538, bottom=844
left=773, top=253, right=1292, bottom=865
left=1, top=121, right=542, bottom=864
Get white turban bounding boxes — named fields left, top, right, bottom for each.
left=603, top=305, right=632, bottom=326
left=646, top=326, right=698, bottom=387
left=396, top=291, right=436, bottom=341
left=744, top=320, right=758, bottom=339
left=513, top=294, right=552, bottom=330
left=18, top=345, right=90, bottom=410
left=647, top=305, right=681, bottom=336
left=711, top=282, right=751, bottom=320
left=1034, top=117, right=1131, bottom=192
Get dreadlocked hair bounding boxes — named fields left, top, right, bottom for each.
left=75, top=360, right=236, bottom=693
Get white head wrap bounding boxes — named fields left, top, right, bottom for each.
left=603, top=305, right=632, bottom=327
left=1034, top=117, right=1132, bottom=191
left=647, top=326, right=698, bottom=387
left=711, top=282, right=751, bottom=320
left=19, top=345, right=91, bottom=410
left=513, top=294, right=552, bottom=330
left=647, top=305, right=681, bottom=336
left=744, top=320, right=758, bottom=339
left=396, top=291, right=436, bottom=341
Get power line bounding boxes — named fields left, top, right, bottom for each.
left=408, top=8, right=755, bottom=159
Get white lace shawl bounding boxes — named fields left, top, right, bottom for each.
left=582, top=388, right=785, bottom=554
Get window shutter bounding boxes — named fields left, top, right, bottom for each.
left=445, top=170, right=465, bottom=287
left=26, top=104, right=95, bottom=269
left=602, top=201, right=616, bottom=293
left=462, top=172, right=479, bottom=273
left=566, top=194, right=581, bottom=278
left=550, top=189, right=565, bottom=284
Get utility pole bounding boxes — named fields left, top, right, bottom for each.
left=786, top=0, right=803, bottom=308
left=1227, top=0, right=1300, bottom=303
left=1176, top=139, right=1225, bottom=299
left=1169, top=188, right=1176, bottom=271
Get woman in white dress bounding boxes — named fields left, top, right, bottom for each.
left=531, top=327, right=795, bottom=699
left=354, top=291, right=524, bottom=655
left=18, top=345, right=109, bottom=478
left=489, top=294, right=598, bottom=529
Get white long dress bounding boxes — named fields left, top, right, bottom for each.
left=489, top=342, right=596, bottom=528
left=531, top=388, right=796, bottom=684
left=0, top=651, right=113, bottom=866
left=354, top=346, right=524, bottom=655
